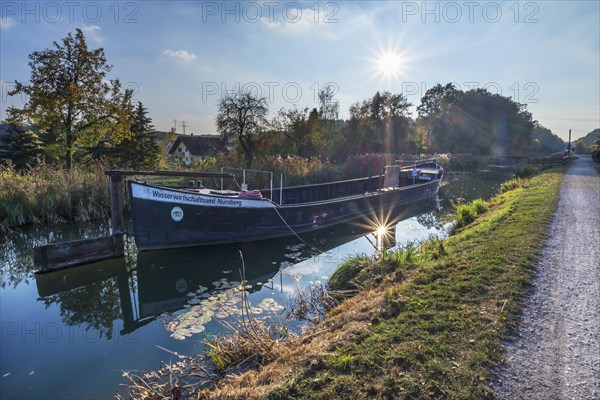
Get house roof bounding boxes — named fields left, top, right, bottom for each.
left=168, top=135, right=227, bottom=156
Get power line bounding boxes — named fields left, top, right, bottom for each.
left=180, top=121, right=188, bottom=135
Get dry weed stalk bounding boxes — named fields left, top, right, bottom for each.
left=204, top=251, right=293, bottom=374
left=286, top=283, right=339, bottom=324
left=117, top=349, right=213, bottom=400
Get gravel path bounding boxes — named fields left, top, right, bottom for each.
left=492, top=158, right=600, bottom=400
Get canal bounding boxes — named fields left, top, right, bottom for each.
left=0, top=174, right=505, bottom=399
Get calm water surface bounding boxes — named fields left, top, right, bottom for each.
left=0, top=176, right=504, bottom=399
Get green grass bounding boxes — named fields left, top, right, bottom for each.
left=247, top=166, right=566, bottom=399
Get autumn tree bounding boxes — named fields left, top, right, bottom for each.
left=216, top=89, right=268, bottom=166
left=272, top=106, right=329, bottom=158
left=8, top=29, right=132, bottom=171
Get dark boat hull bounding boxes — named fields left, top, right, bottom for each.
left=129, top=178, right=441, bottom=250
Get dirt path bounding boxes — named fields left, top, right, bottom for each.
left=492, top=158, right=600, bottom=400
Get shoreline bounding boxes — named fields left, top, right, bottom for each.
left=122, top=164, right=570, bottom=399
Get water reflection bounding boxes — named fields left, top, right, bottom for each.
left=1, top=176, right=511, bottom=399
left=0, top=222, right=111, bottom=288
left=32, top=200, right=439, bottom=339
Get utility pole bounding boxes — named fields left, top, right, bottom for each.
left=181, top=121, right=188, bottom=135
left=172, top=119, right=177, bottom=133
left=567, top=129, right=572, bottom=156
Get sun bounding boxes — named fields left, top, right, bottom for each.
left=364, top=38, right=422, bottom=87
left=376, top=50, right=403, bottom=79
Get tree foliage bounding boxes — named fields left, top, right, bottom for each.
left=573, top=128, right=600, bottom=155
left=342, top=91, right=412, bottom=157
left=271, top=106, right=327, bottom=158
left=416, top=84, right=535, bottom=155
left=8, top=29, right=132, bottom=171
left=112, top=101, right=160, bottom=170
left=529, top=122, right=566, bottom=155
left=1, top=113, right=44, bottom=170
left=216, top=89, right=268, bottom=166
left=591, top=138, right=600, bottom=163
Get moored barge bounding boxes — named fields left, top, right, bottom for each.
left=128, top=159, right=444, bottom=250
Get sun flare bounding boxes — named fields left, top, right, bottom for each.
left=375, top=50, right=404, bottom=81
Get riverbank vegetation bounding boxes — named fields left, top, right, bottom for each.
left=119, top=164, right=567, bottom=399
left=0, top=163, right=110, bottom=233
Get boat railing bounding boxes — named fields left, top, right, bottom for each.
left=220, top=167, right=277, bottom=202
left=395, top=158, right=441, bottom=172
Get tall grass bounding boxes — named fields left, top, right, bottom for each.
left=451, top=198, right=487, bottom=231
left=500, top=177, right=525, bottom=193
left=0, top=163, right=110, bottom=232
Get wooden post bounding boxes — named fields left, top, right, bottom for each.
left=110, top=175, right=124, bottom=235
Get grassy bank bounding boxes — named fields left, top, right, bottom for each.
left=0, top=164, right=110, bottom=232
left=199, top=166, right=566, bottom=399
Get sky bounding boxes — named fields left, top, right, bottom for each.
left=1, top=1, right=598, bottom=141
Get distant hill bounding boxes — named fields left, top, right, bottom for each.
left=573, top=128, right=600, bottom=154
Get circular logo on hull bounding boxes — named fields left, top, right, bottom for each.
left=171, top=206, right=184, bottom=222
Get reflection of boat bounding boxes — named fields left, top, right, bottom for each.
left=34, top=199, right=438, bottom=335
left=129, top=160, right=443, bottom=250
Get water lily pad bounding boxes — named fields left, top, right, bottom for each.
left=190, top=325, right=205, bottom=334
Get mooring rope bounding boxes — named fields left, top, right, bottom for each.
left=270, top=205, right=323, bottom=256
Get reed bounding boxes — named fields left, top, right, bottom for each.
left=0, top=163, right=110, bottom=232
left=204, top=251, right=292, bottom=374
left=286, top=283, right=339, bottom=324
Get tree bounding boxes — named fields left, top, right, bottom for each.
left=342, top=91, right=412, bottom=156
left=416, top=84, right=534, bottom=155
left=3, top=112, right=44, bottom=169
left=591, top=138, right=600, bottom=162
left=272, top=106, right=329, bottom=158
left=529, top=122, right=565, bottom=155
left=8, top=29, right=132, bottom=171
left=112, top=101, right=160, bottom=170
left=318, top=85, right=341, bottom=157
left=318, top=85, right=339, bottom=122
left=216, top=89, right=268, bottom=166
